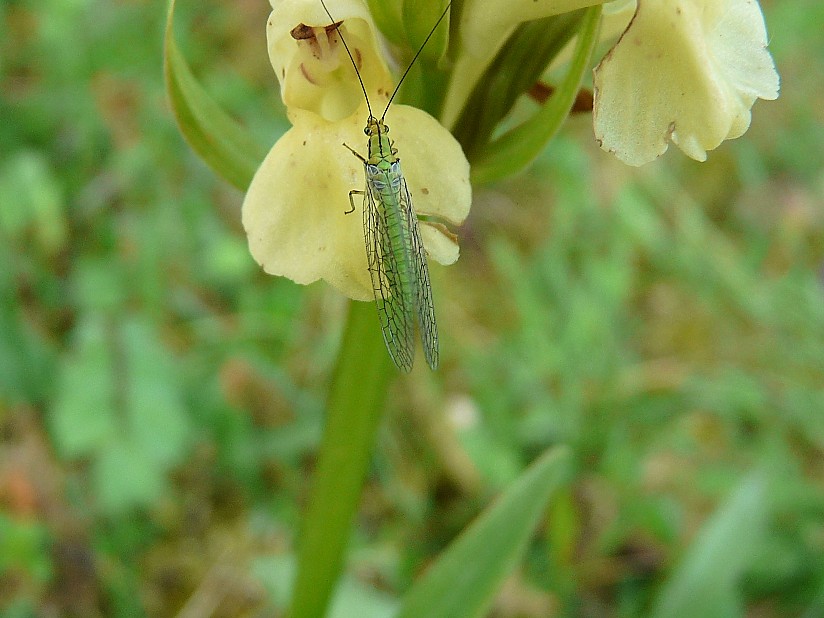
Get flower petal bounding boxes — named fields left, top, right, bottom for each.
left=387, top=106, right=472, bottom=226
left=461, top=0, right=607, bottom=57
left=242, top=104, right=471, bottom=300
left=593, top=0, right=779, bottom=166
left=266, top=0, right=392, bottom=121
left=242, top=114, right=368, bottom=298
left=420, top=223, right=460, bottom=265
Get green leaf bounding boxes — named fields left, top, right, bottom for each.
left=163, top=0, right=266, bottom=190
left=289, top=301, right=393, bottom=618
left=120, top=320, right=190, bottom=466
left=470, top=6, right=602, bottom=185
left=50, top=317, right=118, bottom=458
left=50, top=316, right=191, bottom=514
left=365, top=0, right=405, bottom=46
left=393, top=1, right=454, bottom=116
left=651, top=475, right=769, bottom=618
left=94, top=437, right=167, bottom=514
left=0, top=513, right=52, bottom=582
left=397, top=446, right=572, bottom=618
left=0, top=150, right=66, bottom=254
left=0, top=268, right=55, bottom=405
left=452, top=10, right=585, bottom=161
left=402, top=0, right=451, bottom=65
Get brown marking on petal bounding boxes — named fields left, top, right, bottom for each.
left=290, top=23, right=314, bottom=40
left=592, top=1, right=639, bottom=78
left=423, top=221, right=458, bottom=245
left=293, top=21, right=344, bottom=58
left=421, top=187, right=430, bottom=195
left=354, top=47, right=362, bottom=70
left=300, top=63, right=316, bottom=85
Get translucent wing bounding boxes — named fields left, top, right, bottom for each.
left=400, top=175, right=439, bottom=370
left=363, top=174, right=416, bottom=372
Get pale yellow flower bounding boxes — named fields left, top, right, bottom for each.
left=265, top=0, right=390, bottom=122
left=593, top=0, right=780, bottom=165
left=243, top=0, right=471, bottom=300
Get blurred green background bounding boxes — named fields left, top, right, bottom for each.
left=2, top=0, right=824, bottom=616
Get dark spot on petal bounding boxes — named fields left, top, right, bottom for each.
left=421, top=187, right=429, bottom=195
left=290, top=23, right=314, bottom=40
left=300, top=63, right=316, bottom=84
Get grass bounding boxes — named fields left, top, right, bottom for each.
left=2, top=0, right=823, bottom=615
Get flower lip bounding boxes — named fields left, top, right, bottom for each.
left=242, top=103, right=472, bottom=301
left=593, top=0, right=780, bottom=165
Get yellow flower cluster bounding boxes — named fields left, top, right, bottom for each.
left=243, top=0, right=778, bottom=298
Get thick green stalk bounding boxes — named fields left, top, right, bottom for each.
left=290, top=300, right=392, bottom=618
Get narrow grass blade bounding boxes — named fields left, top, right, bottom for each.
left=651, top=475, right=769, bottom=618
left=398, top=446, right=572, bottom=618
left=164, top=0, right=265, bottom=190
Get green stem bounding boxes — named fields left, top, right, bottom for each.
left=290, top=300, right=392, bottom=618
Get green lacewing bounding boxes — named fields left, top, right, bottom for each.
left=319, top=0, right=452, bottom=372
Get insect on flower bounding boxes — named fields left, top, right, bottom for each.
left=319, top=0, right=453, bottom=372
